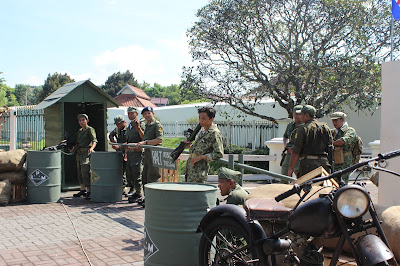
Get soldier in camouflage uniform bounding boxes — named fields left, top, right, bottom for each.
left=185, top=106, right=224, bottom=183
left=330, top=112, right=357, bottom=184
left=109, top=115, right=128, bottom=194
left=72, top=114, right=97, bottom=200
left=124, top=107, right=145, bottom=203
left=136, top=106, right=163, bottom=206
left=288, top=105, right=333, bottom=178
left=281, top=105, right=303, bottom=178
left=217, top=167, right=249, bottom=206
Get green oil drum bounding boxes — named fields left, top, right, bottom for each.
left=144, top=182, right=217, bottom=266
left=27, top=150, right=61, bottom=203
left=90, top=152, right=123, bottom=202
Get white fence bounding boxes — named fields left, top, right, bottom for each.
left=162, top=120, right=278, bottom=149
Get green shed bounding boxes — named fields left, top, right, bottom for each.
left=35, top=80, right=120, bottom=189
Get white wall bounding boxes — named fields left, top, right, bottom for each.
left=107, top=99, right=381, bottom=150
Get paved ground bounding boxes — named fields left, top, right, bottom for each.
left=0, top=180, right=377, bottom=266
left=0, top=192, right=146, bottom=266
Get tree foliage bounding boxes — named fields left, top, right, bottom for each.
left=39, top=72, right=75, bottom=102
left=182, top=0, right=397, bottom=120
left=141, top=82, right=205, bottom=105
left=102, top=70, right=140, bottom=97
left=14, top=84, right=32, bottom=106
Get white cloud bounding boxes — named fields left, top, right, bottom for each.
left=93, top=45, right=163, bottom=84
left=23, top=76, right=44, bottom=86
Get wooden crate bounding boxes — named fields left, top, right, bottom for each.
left=160, top=168, right=180, bottom=183
left=11, top=184, right=27, bottom=202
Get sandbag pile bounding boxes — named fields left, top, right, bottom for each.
left=0, top=149, right=27, bottom=204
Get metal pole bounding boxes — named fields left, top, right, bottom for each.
left=238, top=154, right=244, bottom=186
left=391, top=17, right=394, bottom=61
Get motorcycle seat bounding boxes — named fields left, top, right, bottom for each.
left=245, top=198, right=292, bottom=221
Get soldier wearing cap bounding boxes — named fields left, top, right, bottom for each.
left=185, top=106, right=224, bottom=183
left=71, top=114, right=97, bottom=200
left=109, top=115, right=129, bottom=194
left=281, top=105, right=303, bottom=178
left=218, top=167, right=250, bottom=205
left=330, top=111, right=357, bottom=184
left=135, top=106, right=163, bottom=205
left=288, top=105, right=333, bottom=178
left=125, top=106, right=145, bottom=203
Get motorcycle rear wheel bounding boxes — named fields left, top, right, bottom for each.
left=199, top=217, right=261, bottom=266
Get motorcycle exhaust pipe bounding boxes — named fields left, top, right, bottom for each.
left=263, top=238, right=292, bottom=255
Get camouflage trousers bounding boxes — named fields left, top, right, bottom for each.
left=281, top=153, right=300, bottom=178
left=126, top=151, right=143, bottom=195
left=333, top=155, right=353, bottom=184
left=298, top=158, right=331, bottom=178
left=185, top=157, right=209, bottom=183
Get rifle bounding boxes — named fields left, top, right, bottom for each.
left=170, top=123, right=202, bottom=162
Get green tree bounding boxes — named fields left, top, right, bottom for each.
left=29, top=86, right=43, bottom=105
left=14, top=84, right=32, bottom=106
left=39, top=73, right=75, bottom=102
left=182, top=0, right=395, bottom=121
left=0, top=83, right=18, bottom=106
left=102, top=70, right=140, bottom=97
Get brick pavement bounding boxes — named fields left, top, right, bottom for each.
left=0, top=191, right=145, bottom=266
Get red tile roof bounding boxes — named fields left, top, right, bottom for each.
left=114, top=94, right=156, bottom=107
left=151, top=98, right=169, bottom=105
left=126, top=85, right=150, bottom=100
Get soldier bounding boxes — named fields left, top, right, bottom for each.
left=330, top=111, right=357, bottom=184
left=135, top=106, right=163, bottom=206
left=109, top=115, right=129, bottom=195
left=125, top=107, right=145, bottom=203
left=185, top=106, right=224, bottom=183
left=288, top=105, right=333, bottom=178
left=72, top=114, right=97, bottom=200
left=281, top=105, right=303, bottom=178
left=217, top=167, right=250, bottom=206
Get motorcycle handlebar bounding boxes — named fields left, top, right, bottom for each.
left=275, top=184, right=300, bottom=202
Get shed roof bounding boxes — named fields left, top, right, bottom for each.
left=34, top=80, right=121, bottom=110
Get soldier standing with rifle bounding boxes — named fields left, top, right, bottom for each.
left=280, top=105, right=302, bottom=178
left=288, top=105, right=333, bottom=178
left=185, top=106, right=224, bottom=183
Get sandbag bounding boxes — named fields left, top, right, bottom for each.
left=381, top=206, right=400, bottom=260
left=0, top=179, right=11, bottom=205
left=0, top=169, right=27, bottom=184
left=0, top=149, right=27, bottom=172
left=247, top=183, right=333, bottom=209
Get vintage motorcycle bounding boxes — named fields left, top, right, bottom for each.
left=197, top=149, right=400, bottom=265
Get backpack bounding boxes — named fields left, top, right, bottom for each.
left=352, top=135, right=363, bottom=164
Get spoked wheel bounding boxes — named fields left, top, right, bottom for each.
left=199, top=217, right=261, bottom=266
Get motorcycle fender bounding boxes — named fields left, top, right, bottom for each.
left=197, top=204, right=249, bottom=233
left=356, top=234, right=394, bottom=266
left=196, top=204, right=267, bottom=243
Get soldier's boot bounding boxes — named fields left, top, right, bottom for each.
left=73, top=190, right=86, bottom=197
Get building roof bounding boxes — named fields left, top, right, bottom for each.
left=34, top=80, right=120, bottom=110
left=151, top=98, right=169, bottom=105
left=114, top=94, right=156, bottom=108
left=116, top=84, right=150, bottom=100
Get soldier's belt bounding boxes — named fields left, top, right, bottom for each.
left=189, top=153, right=200, bottom=158
left=300, top=155, right=327, bottom=160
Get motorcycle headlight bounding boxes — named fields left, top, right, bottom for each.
left=333, top=185, right=370, bottom=219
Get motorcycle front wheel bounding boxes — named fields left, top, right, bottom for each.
left=199, top=217, right=261, bottom=266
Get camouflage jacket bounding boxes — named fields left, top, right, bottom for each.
left=332, top=123, right=357, bottom=154
left=189, top=123, right=223, bottom=161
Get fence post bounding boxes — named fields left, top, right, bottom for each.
left=238, top=154, right=244, bottom=186
left=175, top=121, right=178, bottom=137
left=9, top=107, right=17, bottom=150
left=265, top=138, right=283, bottom=174
left=228, top=154, right=234, bottom=170
left=252, top=120, right=256, bottom=151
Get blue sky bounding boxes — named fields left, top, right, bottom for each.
left=0, top=0, right=209, bottom=88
